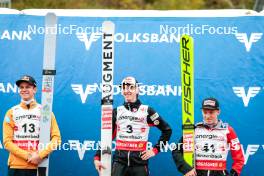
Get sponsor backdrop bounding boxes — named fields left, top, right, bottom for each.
left=0, top=10, right=264, bottom=176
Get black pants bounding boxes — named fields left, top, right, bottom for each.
left=196, top=170, right=229, bottom=176
left=8, top=168, right=37, bottom=176
left=112, top=162, right=149, bottom=176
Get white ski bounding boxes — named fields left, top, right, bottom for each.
left=101, top=21, right=115, bottom=176
left=38, top=12, right=57, bottom=176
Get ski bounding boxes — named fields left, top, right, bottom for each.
left=38, top=12, right=57, bottom=176
left=180, top=34, right=195, bottom=167
left=100, top=21, right=115, bottom=176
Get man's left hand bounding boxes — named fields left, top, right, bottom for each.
left=27, top=152, right=42, bottom=165
left=141, top=150, right=155, bottom=160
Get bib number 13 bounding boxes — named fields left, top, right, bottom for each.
left=22, top=123, right=36, bottom=133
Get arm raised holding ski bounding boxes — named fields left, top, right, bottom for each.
left=172, top=98, right=245, bottom=176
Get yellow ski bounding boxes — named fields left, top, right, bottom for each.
left=180, top=34, right=195, bottom=167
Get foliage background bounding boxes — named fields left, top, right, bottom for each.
left=12, top=0, right=255, bottom=10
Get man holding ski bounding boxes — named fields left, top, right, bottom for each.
left=172, top=97, right=245, bottom=176
left=94, top=76, right=172, bottom=176
left=2, top=75, right=61, bottom=176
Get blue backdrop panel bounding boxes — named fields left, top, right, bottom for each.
left=0, top=12, right=263, bottom=176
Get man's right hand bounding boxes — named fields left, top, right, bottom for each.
left=27, top=152, right=42, bottom=165
left=94, top=160, right=105, bottom=175
left=185, top=168, right=197, bottom=176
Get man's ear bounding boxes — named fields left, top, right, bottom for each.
left=136, top=86, right=139, bottom=94
left=33, top=87, right=37, bottom=94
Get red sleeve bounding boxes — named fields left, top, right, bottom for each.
left=94, top=156, right=100, bottom=161
left=112, top=126, right=117, bottom=140
left=227, top=125, right=245, bottom=175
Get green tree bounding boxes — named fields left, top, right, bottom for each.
left=12, top=0, right=255, bottom=10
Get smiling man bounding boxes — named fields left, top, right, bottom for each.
left=94, top=76, right=172, bottom=176
left=172, top=97, right=245, bottom=176
left=2, top=75, right=61, bottom=176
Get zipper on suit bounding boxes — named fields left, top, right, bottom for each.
left=128, top=103, right=131, bottom=111
left=207, top=170, right=210, bottom=176
left=127, top=151, right=130, bottom=166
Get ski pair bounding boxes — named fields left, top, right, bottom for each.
left=180, top=35, right=195, bottom=168
left=100, top=27, right=195, bottom=175
left=38, top=12, right=57, bottom=176
left=100, top=32, right=195, bottom=175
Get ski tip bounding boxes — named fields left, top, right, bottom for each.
left=102, top=21, right=115, bottom=32
left=46, top=12, right=56, bottom=18
left=102, top=21, right=114, bottom=26
left=180, top=34, right=194, bottom=42
left=45, top=12, right=57, bottom=27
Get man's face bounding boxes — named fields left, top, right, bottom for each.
left=122, top=84, right=138, bottom=103
left=202, top=109, right=220, bottom=125
left=19, top=82, right=36, bottom=101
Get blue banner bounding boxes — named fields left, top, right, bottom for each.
left=0, top=10, right=263, bottom=176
